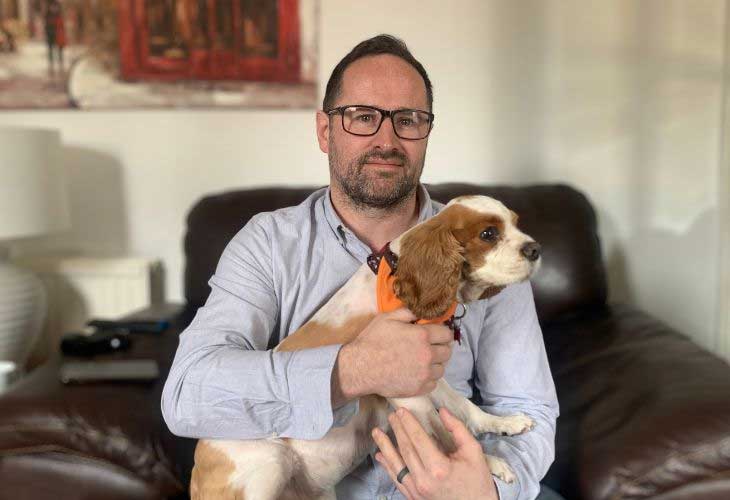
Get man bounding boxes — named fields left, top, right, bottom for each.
left=44, top=0, right=65, bottom=72
left=162, top=34, right=560, bottom=500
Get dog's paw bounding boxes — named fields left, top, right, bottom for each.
left=497, top=413, right=535, bottom=436
left=472, top=413, right=535, bottom=436
left=485, top=454, right=516, bottom=484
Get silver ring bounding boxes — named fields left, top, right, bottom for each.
left=396, top=466, right=410, bottom=484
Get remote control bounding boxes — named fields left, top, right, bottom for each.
left=61, top=329, right=132, bottom=357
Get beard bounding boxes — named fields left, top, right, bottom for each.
left=329, top=142, right=424, bottom=210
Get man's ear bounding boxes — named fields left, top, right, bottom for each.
left=316, top=111, right=330, bottom=154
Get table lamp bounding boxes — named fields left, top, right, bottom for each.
left=0, top=127, right=69, bottom=368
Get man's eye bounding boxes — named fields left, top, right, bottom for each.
left=480, top=227, right=499, bottom=241
left=354, top=114, right=375, bottom=123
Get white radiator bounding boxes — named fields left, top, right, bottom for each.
left=14, top=256, right=162, bottom=366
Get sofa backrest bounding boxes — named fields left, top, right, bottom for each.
left=184, top=183, right=607, bottom=324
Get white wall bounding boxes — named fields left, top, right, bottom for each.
left=3, top=0, right=725, bottom=354
left=718, top=1, right=730, bottom=362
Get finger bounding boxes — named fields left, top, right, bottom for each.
left=372, top=427, right=405, bottom=473
left=430, top=344, right=452, bottom=364
left=372, top=429, right=419, bottom=500
left=373, top=452, right=418, bottom=500
left=389, top=410, right=427, bottom=478
left=396, top=408, right=448, bottom=471
left=387, top=307, right=418, bottom=323
left=439, top=407, right=482, bottom=454
left=385, top=421, right=430, bottom=500
left=424, top=324, right=454, bottom=344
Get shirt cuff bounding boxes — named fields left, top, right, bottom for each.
left=284, top=343, right=345, bottom=440
left=333, top=399, right=360, bottom=427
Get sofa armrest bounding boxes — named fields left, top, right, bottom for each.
left=0, top=302, right=194, bottom=500
left=543, top=304, right=730, bottom=500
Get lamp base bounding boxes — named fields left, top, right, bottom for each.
left=0, top=254, right=46, bottom=367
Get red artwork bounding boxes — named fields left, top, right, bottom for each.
left=117, top=0, right=300, bottom=82
left=0, top=0, right=316, bottom=109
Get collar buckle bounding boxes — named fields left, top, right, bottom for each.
left=367, top=242, right=399, bottom=275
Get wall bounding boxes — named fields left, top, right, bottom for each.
left=2, top=0, right=725, bottom=354
left=719, top=2, right=730, bottom=361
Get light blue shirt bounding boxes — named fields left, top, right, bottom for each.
left=162, top=185, right=559, bottom=500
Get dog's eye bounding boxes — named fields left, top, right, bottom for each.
left=480, top=227, right=500, bottom=242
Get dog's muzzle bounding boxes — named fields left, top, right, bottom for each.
left=521, top=241, right=541, bottom=262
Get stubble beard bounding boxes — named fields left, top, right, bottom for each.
left=329, top=142, right=424, bottom=211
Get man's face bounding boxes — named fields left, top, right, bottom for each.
left=316, top=55, right=430, bottom=209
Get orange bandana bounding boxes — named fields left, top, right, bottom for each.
left=376, top=257, right=458, bottom=324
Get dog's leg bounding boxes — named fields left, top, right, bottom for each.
left=426, top=380, right=529, bottom=485
left=388, top=391, right=519, bottom=485
left=387, top=395, right=456, bottom=452
left=428, top=379, right=534, bottom=436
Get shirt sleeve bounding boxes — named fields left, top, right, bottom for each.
left=475, top=281, right=560, bottom=500
left=161, top=216, right=356, bottom=440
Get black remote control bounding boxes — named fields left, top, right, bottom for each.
left=60, top=329, right=132, bottom=357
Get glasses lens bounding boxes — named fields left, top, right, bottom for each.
left=393, top=110, right=432, bottom=139
left=343, top=106, right=382, bottom=135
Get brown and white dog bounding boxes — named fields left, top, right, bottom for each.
left=190, top=195, right=542, bottom=500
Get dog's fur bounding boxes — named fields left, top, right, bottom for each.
left=190, top=195, right=541, bottom=500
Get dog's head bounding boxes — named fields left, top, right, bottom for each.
left=391, top=195, right=540, bottom=319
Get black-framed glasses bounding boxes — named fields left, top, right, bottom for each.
left=326, top=105, right=434, bottom=140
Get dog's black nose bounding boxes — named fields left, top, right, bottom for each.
left=521, top=241, right=541, bottom=262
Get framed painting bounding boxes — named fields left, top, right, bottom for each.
left=0, top=0, right=317, bottom=109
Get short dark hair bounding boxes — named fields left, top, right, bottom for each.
left=322, top=34, right=433, bottom=112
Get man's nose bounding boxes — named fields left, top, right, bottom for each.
left=373, top=116, right=400, bottom=149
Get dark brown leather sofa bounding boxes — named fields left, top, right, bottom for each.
left=1, top=183, right=729, bottom=500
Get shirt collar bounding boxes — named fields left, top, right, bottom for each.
left=323, top=184, right=435, bottom=245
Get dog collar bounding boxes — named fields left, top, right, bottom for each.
left=367, top=242, right=399, bottom=275
left=367, top=244, right=462, bottom=343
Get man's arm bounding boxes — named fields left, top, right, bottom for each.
left=475, top=281, right=560, bottom=500
left=161, top=217, right=356, bottom=441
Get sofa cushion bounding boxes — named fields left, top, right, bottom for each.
left=183, top=183, right=607, bottom=323
left=542, top=303, right=730, bottom=500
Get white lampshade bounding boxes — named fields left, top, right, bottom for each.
left=0, top=127, right=69, bottom=369
left=0, top=127, right=69, bottom=241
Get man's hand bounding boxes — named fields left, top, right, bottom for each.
left=372, top=407, right=499, bottom=500
left=332, top=308, right=453, bottom=405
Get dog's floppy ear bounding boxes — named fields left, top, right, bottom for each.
left=394, top=218, right=464, bottom=320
